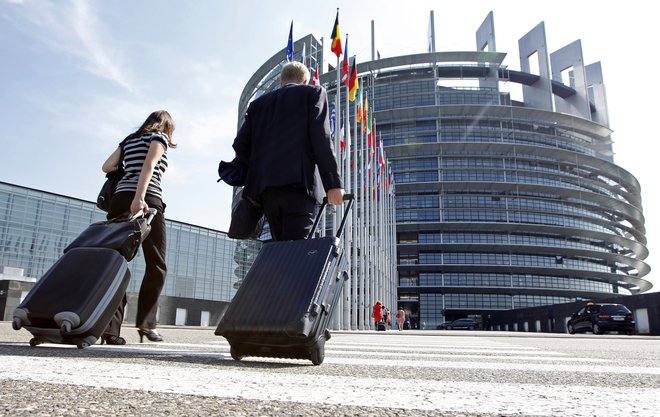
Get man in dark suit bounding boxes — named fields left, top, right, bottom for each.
left=232, top=61, right=344, bottom=241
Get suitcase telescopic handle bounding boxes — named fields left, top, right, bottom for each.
left=130, top=208, right=158, bottom=225
left=308, top=194, right=354, bottom=239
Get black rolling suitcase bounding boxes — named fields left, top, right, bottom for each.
left=216, top=194, right=354, bottom=365
left=12, top=210, right=155, bottom=348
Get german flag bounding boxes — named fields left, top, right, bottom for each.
left=349, top=58, right=358, bottom=101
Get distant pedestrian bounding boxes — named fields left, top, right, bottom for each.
left=372, top=300, right=383, bottom=329
left=548, top=308, right=555, bottom=332
left=396, top=307, right=406, bottom=331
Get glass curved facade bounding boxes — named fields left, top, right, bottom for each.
left=357, top=55, right=649, bottom=329
left=310, top=27, right=650, bottom=329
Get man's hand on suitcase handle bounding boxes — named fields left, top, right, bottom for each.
left=326, top=188, right=345, bottom=205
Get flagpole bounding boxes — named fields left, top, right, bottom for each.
left=332, top=77, right=340, bottom=330
left=358, top=78, right=366, bottom=330
left=330, top=8, right=341, bottom=330
left=342, top=102, right=350, bottom=330
left=333, top=36, right=341, bottom=242
left=339, top=32, right=354, bottom=329
left=319, top=37, right=326, bottom=239
left=378, top=134, right=387, bottom=317
left=343, top=52, right=352, bottom=331
left=363, top=78, right=378, bottom=329
left=350, top=58, right=358, bottom=330
left=370, top=82, right=376, bottom=330
left=380, top=146, right=387, bottom=312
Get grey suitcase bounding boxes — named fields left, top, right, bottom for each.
left=12, top=209, right=156, bottom=348
left=13, top=247, right=130, bottom=348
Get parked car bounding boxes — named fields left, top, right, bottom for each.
left=567, top=303, right=635, bottom=335
left=437, top=318, right=478, bottom=330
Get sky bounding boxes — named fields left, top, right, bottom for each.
left=1, top=0, right=658, bottom=290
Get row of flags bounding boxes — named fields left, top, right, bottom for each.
left=284, top=11, right=395, bottom=196
left=327, top=10, right=397, bottom=331
left=283, top=11, right=398, bottom=330
left=283, top=11, right=397, bottom=199
left=325, top=11, right=396, bottom=206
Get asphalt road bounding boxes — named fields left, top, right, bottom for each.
left=1, top=322, right=659, bottom=416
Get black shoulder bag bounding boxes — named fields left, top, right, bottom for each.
left=97, top=141, right=126, bottom=212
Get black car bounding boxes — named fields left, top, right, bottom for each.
left=567, top=303, right=635, bottom=335
left=437, top=318, right=478, bottom=330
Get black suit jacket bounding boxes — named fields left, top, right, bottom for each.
left=232, top=84, right=342, bottom=204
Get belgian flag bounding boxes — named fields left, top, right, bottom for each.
left=330, top=10, right=342, bottom=58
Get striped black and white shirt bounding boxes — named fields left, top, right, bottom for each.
left=115, top=131, right=169, bottom=200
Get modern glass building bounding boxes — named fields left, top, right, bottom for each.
left=0, top=181, right=261, bottom=325
left=365, top=14, right=650, bottom=329
left=242, top=11, right=651, bottom=330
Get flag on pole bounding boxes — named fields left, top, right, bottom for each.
left=356, top=81, right=363, bottom=123
left=378, top=133, right=385, bottom=172
left=312, top=66, right=320, bottom=85
left=341, top=35, right=349, bottom=85
left=329, top=102, right=336, bottom=135
left=371, top=118, right=377, bottom=155
left=340, top=122, right=345, bottom=153
left=363, top=95, right=369, bottom=134
left=366, top=160, right=372, bottom=188
left=286, top=21, right=293, bottom=62
left=348, top=58, right=358, bottom=101
left=330, top=10, right=342, bottom=57
left=300, top=42, right=306, bottom=67
left=366, top=110, right=373, bottom=152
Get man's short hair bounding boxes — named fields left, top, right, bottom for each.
left=281, top=61, right=310, bottom=85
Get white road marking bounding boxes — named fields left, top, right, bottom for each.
left=1, top=355, right=658, bottom=417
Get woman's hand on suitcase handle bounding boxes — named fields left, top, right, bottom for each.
left=130, top=196, right=149, bottom=217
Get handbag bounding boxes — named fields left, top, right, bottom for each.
left=64, top=209, right=156, bottom=261
left=96, top=167, right=124, bottom=212
left=228, top=191, right=265, bottom=240
left=97, top=140, right=127, bottom=212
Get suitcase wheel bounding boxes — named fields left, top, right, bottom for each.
left=60, top=320, right=73, bottom=335
left=310, top=339, right=325, bottom=366
left=29, top=338, right=43, bottom=347
left=230, top=345, right=244, bottom=361
left=77, top=341, right=90, bottom=349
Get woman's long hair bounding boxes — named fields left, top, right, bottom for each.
left=133, top=110, right=177, bottom=148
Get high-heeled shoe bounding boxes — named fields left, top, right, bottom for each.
left=101, top=335, right=126, bottom=345
left=137, top=328, right=163, bottom=343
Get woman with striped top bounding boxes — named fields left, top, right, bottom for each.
left=101, top=110, right=176, bottom=344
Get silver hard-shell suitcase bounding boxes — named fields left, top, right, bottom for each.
left=12, top=247, right=130, bottom=348
left=12, top=210, right=156, bottom=348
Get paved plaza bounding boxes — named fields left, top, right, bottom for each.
left=1, top=322, right=659, bottom=416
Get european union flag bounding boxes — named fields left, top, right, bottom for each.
left=286, top=21, right=293, bottom=62
left=329, top=102, right=336, bottom=136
